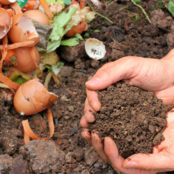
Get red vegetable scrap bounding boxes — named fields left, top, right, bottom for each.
left=65, top=19, right=87, bottom=37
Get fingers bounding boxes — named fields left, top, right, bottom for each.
left=85, top=57, right=140, bottom=90
left=84, top=98, right=96, bottom=123
left=80, top=115, right=88, bottom=128
left=104, top=137, right=156, bottom=174
left=81, top=128, right=91, bottom=144
left=123, top=150, right=171, bottom=170
left=155, top=86, right=174, bottom=105
left=91, top=132, right=109, bottom=162
left=86, top=89, right=101, bottom=112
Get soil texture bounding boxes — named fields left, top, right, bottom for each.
left=89, top=82, right=173, bottom=158
left=1, top=0, right=174, bottom=173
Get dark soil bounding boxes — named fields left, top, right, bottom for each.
left=1, top=0, right=174, bottom=174
left=88, top=82, right=173, bottom=158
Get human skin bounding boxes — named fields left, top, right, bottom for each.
left=80, top=49, right=174, bottom=174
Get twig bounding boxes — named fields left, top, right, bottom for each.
left=131, top=0, right=151, bottom=24
left=87, top=2, right=113, bottom=24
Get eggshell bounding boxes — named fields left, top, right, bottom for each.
left=0, top=8, right=12, bottom=39
left=13, top=85, right=37, bottom=115
left=8, top=13, right=40, bottom=44
left=14, top=78, right=58, bottom=115
left=0, top=8, right=11, bottom=26
left=0, top=0, right=15, bottom=5
left=24, top=10, right=50, bottom=25
left=85, top=38, right=106, bottom=60
left=14, top=46, right=40, bottom=73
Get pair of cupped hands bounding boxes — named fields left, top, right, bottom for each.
left=80, top=49, right=174, bottom=174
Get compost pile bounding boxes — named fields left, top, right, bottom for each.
left=1, top=0, right=174, bottom=173
left=89, top=82, right=174, bottom=158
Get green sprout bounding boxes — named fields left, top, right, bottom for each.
left=87, top=1, right=113, bottom=24
left=115, top=5, right=129, bottom=13
left=131, top=0, right=151, bottom=23
left=152, top=5, right=156, bottom=11
left=157, top=0, right=165, bottom=8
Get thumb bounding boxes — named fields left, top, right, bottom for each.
left=123, top=151, right=170, bottom=170
left=85, top=57, right=141, bottom=90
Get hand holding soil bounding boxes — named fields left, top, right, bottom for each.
left=81, top=49, right=174, bottom=174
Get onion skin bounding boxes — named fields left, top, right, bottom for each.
left=65, top=20, right=87, bottom=38
left=14, top=46, right=40, bottom=73
left=13, top=78, right=58, bottom=115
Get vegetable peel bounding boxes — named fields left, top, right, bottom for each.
left=22, top=107, right=54, bottom=144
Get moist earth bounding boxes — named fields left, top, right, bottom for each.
left=88, top=82, right=173, bottom=158
left=1, top=0, right=174, bottom=174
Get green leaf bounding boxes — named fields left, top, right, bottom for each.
left=135, top=0, right=141, bottom=2
left=131, top=14, right=141, bottom=22
left=61, top=38, right=80, bottom=46
left=63, top=0, right=71, bottom=5
left=45, top=65, right=52, bottom=72
left=60, top=33, right=83, bottom=46
left=13, top=77, right=27, bottom=85
left=83, top=32, right=89, bottom=37
left=94, top=30, right=100, bottom=32
left=55, top=62, right=65, bottom=67
left=157, top=1, right=165, bottom=8
left=47, top=6, right=77, bottom=53
left=165, top=0, right=174, bottom=17
left=152, top=5, right=156, bottom=11
left=75, top=33, right=83, bottom=40
left=108, top=0, right=113, bottom=3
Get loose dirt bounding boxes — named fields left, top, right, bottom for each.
left=1, top=0, right=174, bottom=173
left=89, top=82, right=173, bottom=158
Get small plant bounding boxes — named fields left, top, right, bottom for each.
left=156, top=0, right=174, bottom=17
left=157, top=0, right=165, bottom=8
left=152, top=4, right=156, bottom=10
left=131, top=0, right=151, bottom=23
left=115, top=5, right=129, bottom=13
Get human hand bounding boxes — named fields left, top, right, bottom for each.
left=81, top=50, right=174, bottom=126
left=81, top=111, right=174, bottom=174
left=80, top=49, right=174, bottom=173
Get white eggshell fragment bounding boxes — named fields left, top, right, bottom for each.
left=85, top=38, right=106, bottom=60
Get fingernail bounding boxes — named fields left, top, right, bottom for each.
left=81, top=128, right=87, bottom=133
left=92, top=133, right=97, bottom=144
left=86, top=78, right=101, bottom=86
left=123, top=161, right=137, bottom=168
left=105, top=137, right=110, bottom=149
left=84, top=113, right=88, bottom=121
left=90, top=101, right=98, bottom=111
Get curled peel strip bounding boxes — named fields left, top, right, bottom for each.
left=22, top=107, right=54, bottom=144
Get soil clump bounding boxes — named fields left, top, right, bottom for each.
left=89, top=82, right=173, bottom=158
